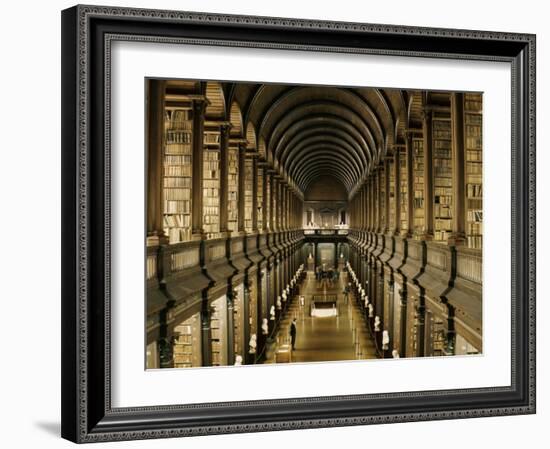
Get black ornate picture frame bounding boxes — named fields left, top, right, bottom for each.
left=61, top=4, right=536, bottom=443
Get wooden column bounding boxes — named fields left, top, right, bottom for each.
left=422, top=109, right=434, bottom=238
left=450, top=92, right=466, bottom=245
left=191, top=99, right=206, bottom=236
left=219, top=124, right=230, bottom=233
left=146, top=79, right=166, bottom=240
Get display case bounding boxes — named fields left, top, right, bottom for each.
left=163, top=107, right=193, bottom=243
left=173, top=313, right=202, bottom=368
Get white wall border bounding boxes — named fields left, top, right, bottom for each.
left=111, top=40, right=511, bottom=408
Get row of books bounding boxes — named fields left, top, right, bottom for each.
left=434, top=141, right=452, bottom=152
left=203, top=179, right=219, bottom=189
left=203, top=132, right=221, bottom=144
left=164, top=177, right=191, bottom=188
left=203, top=188, right=219, bottom=198
left=465, top=113, right=482, bottom=125
left=166, top=227, right=192, bottom=244
left=434, top=178, right=452, bottom=187
left=466, top=150, right=482, bottom=161
left=468, top=198, right=483, bottom=209
left=467, top=183, right=483, bottom=198
left=203, top=206, right=219, bottom=216
left=166, top=130, right=192, bottom=144
left=204, top=151, right=220, bottom=161
left=434, top=230, right=450, bottom=241
left=203, top=169, right=219, bottom=180
left=467, top=210, right=483, bottom=222
left=164, top=189, right=191, bottom=200
left=467, top=162, right=482, bottom=174
left=465, top=124, right=482, bottom=137
left=169, top=109, right=192, bottom=124
left=435, top=194, right=452, bottom=205
left=434, top=219, right=452, bottom=230
left=163, top=214, right=190, bottom=228
left=467, top=235, right=483, bottom=249
left=164, top=200, right=190, bottom=214
left=466, top=137, right=483, bottom=149
left=165, top=143, right=192, bottom=155
left=434, top=167, right=452, bottom=177
left=413, top=198, right=424, bottom=209
left=433, top=131, right=452, bottom=140
left=164, top=155, right=191, bottom=165
left=464, top=100, right=482, bottom=113
left=164, top=165, right=192, bottom=177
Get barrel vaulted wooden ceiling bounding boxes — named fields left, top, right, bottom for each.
left=166, top=80, right=427, bottom=198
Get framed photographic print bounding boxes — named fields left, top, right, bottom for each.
left=61, top=4, right=536, bottom=443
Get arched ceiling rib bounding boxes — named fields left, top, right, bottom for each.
left=228, top=83, right=407, bottom=196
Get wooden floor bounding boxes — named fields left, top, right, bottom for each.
left=264, top=272, right=378, bottom=364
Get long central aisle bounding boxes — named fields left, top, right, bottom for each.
left=264, top=271, right=378, bottom=364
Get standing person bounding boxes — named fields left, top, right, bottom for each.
left=289, top=318, right=297, bottom=350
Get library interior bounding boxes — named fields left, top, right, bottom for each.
left=146, top=80, right=483, bottom=369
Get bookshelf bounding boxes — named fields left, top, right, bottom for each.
left=399, top=147, right=408, bottom=233
left=233, top=285, right=245, bottom=360
left=379, top=168, right=386, bottom=231
left=265, top=174, right=271, bottom=229
left=202, top=127, right=221, bottom=238
left=275, top=181, right=280, bottom=230
left=257, top=168, right=263, bottom=231
left=412, top=138, right=425, bottom=236
left=244, top=158, right=254, bottom=232
left=432, top=113, right=453, bottom=243
left=464, top=93, right=483, bottom=250
left=210, top=296, right=228, bottom=366
left=248, top=279, right=258, bottom=346
left=388, top=158, right=395, bottom=232
left=227, top=145, right=239, bottom=234
left=173, top=313, right=202, bottom=368
left=163, top=108, right=193, bottom=244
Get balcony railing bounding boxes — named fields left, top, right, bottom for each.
left=303, top=227, right=349, bottom=236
